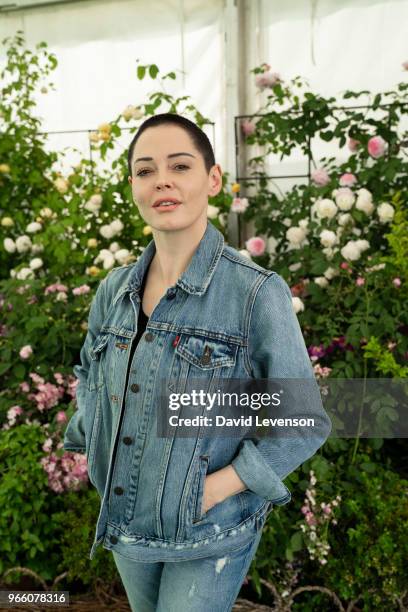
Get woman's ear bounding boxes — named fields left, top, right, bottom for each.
left=208, top=164, right=223, bottom=197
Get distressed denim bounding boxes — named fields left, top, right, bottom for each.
left=63, top=220, right=332, bottom=562
left=112, top=517, right=264, bottom=612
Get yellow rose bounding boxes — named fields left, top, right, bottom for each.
left=99, top=132, right=111, bottom=142
left=87, top=238, right=98, bottom=248
left=231, top=183, right=240, bottom=193
left=87, top=266, right=101, bottom=276
left=98, top=122, right=111, bottom=134
left=80, top=321, right=88, bottom=331
left=89, top=132, right=100, bottom=143
left=1, top=217, right=14, bottom=227
left=0, top=164, right=11, bottom=173
left=142, top=225, right=152, bottom=236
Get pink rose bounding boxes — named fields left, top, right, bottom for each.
left=311, top=168, right=330, bottom=186
left=255, top=71, right=282, bottom=89
left=56, top=410, right=68, bottom=424
left=356, top=277, right=365, bottom=286
left=348, top=138, right=360, bottom=152
left=339, top=173, right=357, bottom=187
left=241, top=119, right=256, bottom=137
left=245, top=237, right=265, bottom=257
left=367, top=135, right=387, bottom=159
left=72, top=284, right=91, bottom=296
left=393, top=277, right=401, bottom=288
left=402, top=61, right=408, bottom=71
left=231, top=197, right=249, bottom=213
left=19, top=345, right=33, bottom=359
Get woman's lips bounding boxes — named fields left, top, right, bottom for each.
left=153, top=203, right=181, bottom=212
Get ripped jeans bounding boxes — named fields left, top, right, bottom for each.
left=112, top=528, right=263, bottom=612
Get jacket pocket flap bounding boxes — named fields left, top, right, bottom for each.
left=176, top=334, right=238, bottom=369
left=88, top=334, right=109, bottom=361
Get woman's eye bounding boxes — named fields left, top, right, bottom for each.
left=136, top=165, right=189, bottom=177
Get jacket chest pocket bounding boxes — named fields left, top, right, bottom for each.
left=87, top=333, right=110, bottom=391
left=168, top=333, right=238, bottom=393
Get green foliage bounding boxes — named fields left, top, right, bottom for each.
left=0, top=424, right=63, bottom=580
left=53, top=489, right=119, bottom=587
left=251, top=446, right=408, bottom=610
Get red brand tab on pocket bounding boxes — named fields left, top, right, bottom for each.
left=172, top=335, right=180, bottom=348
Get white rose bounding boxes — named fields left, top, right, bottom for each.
left=84, top=201, right=100, bottom=213
left=316, top=198, right=338, bottom=219
left=289, top=262, right=302, bottom=272
left=31, top=243, right=44, bottom=254
left=26, top=221, right=42, bottom=233
left=320, top=229, right=337, bottom=247
left=239, top=249, right=252, bottom=259
left=110, top=219, right=124, bottom=234
left=109, top=242, right=120, bottom=253
left=355, top=239, right=370, bottom=253
left=282, top=217, right=292, bottom=227
left=338, top=213, right=353, bottom=226
left=114, top=249, right=130, bottom=265
left=39, top=207, right=53, bottom=218
left=292, top=297, right=304, bottom=313
left=15, top=235, right=32, bottom=253
left=29, top=257, right=43, bottom=270
left=102, top=252, right=116, bottom=270
left=1, top=217, right=14, bottom=227
left=377, top=202, right=394, bottom=223
left=322, top=247, right=334, bottom=259
left=352, top=228, right=362, bottom=236
left=356, top=189, right=374, bottom=215
left=267, top=236, right=278, bottom=254
left=4, top=238, right=16, bottom=253
left=324, top=267, right=339, bottom=280
left=299, top=218, right=309, bottom=229
left=16, top=267, right=35, bottom=280
left=207, top=204, right=219, bottom=219
left=341, top=240, right=361, bottom=261
left=100, top=225, right=115, bottom=239
left=90, top=194, right=103, bottom=206
left=335, top=188, right=355, bottom=211
left=286, top=226, right=307, bottom=245
left=54, top=177, right=68, bottom=194
left=315, top=276, right=329, bottom=288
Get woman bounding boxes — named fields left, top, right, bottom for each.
left=64, top=112, right=331, bottom=611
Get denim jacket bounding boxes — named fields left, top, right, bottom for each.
left=63, top=220, right=332, bottom=561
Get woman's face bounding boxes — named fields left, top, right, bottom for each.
left=128, top=124, right=222, bottom=233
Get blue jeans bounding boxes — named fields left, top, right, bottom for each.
left=112, top=529, right=263, bottom=612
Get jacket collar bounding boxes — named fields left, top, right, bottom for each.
left=116, top=221, right=225, bottom=303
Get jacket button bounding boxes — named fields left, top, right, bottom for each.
left=110, top=535, right=118, bottom=544
left=123, top=436, right=133, bottom=445
left=114, top=486, right=124, bottom=495
left=130, top=383, right=140, bottom=393
left=144, top=332, right=155, bottom=342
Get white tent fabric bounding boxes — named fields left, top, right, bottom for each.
left=0, top=0, right=407, bottom=180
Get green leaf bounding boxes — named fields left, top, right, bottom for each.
left=148, top=64, right=159, bottom=79
left=137, top=65, right=146, bottom=80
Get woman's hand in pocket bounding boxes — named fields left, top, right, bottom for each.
left=201, top=465, right=248, bottom=515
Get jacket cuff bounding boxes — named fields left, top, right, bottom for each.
left=231, top=439, right=292, bottom=504
left=63, top=443, right=86, bottom=454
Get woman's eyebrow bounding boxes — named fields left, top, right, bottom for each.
left=134, top=152, right=196, bottom=163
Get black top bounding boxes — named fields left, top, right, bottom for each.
left=128, top=269, right=149, bottom=366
